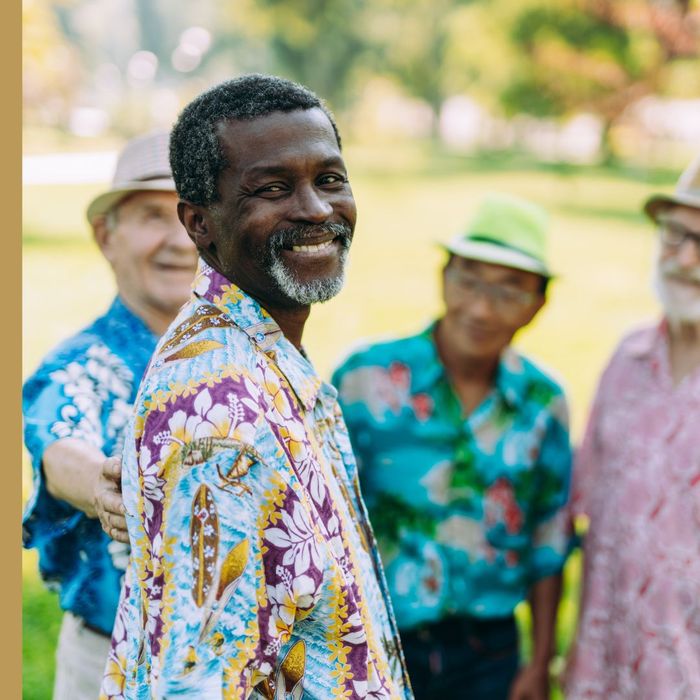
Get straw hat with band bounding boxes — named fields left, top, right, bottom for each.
left=86, top=130, right=177, bottom=225
left=444, top=193, right=554, bottom=279
left=643, top=154, right=700, bottom=223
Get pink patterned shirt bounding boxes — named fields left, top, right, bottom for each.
left=566, top=321, right=700, bottom=700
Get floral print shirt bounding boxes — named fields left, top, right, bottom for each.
left=332, top=324, right=573, bottom=629
left=23, top=297, right=158, bottom=634
left=565, top=322, right=700, bottom=700
left=101, top=261, right=412, bottom=700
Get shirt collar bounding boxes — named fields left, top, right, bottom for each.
left=192, top=259, right=324, bottom=412
left=624, top=319, right=667, bottom=360
left=417, top=321, right=526, bottom=410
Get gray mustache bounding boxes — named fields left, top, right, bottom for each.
left=660, top=260, right=700, bottom=284
left=269, top=223, right=353, bottom=251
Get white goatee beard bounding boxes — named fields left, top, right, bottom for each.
left=652, top=262, right=700, bottom=323
left=268, top=249, right=349, bottom=306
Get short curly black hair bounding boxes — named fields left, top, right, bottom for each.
left=169, top=73, right=341, bottom=207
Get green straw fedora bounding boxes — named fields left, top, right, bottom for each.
left=444, top=193, right=554, bottom=278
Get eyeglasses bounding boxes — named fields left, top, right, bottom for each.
left=658, top=219, right=700, bottom=255
left=445, top=268, right=539, bottom=311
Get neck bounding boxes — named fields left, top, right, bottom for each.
left=434, top=320, right=499, bottom=385
left=267, top=305, right=310, bottom=350
left=666, top=316, right=700, bottom=385
left=119, top=294, right=175, bottom=336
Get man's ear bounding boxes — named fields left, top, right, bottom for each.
left=178, top=201, right=215, bottom=252
left=91, top=216, right=116, bottom=264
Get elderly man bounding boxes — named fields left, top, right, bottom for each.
left=99, top=74, right=412, bottom=700
left=332, top=194, right=573, bottom=700
left=22, top=130, right=197, bottom=699
left=565, top=157, right=700, bottom=698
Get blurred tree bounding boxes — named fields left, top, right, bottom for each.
left=366, top=0, right=480, bottom=137
left=23, top=0, right=85, bottom=128
left=501, top=0, right=700, bottom=159
left=223, top=0, right=372, bottom=112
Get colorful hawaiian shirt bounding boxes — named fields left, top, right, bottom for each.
left=331, top=324, right=573, bottom=629
left=23, top=297, right=158, bottom=634
left=100, top=261, right=412, bottom=700
left=565, top=322, right=700, bottom=700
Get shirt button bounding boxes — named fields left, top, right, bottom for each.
left=255, top=332, right=265, bottom=343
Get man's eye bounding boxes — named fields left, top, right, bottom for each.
left=318, top=174, right=346, bottom=186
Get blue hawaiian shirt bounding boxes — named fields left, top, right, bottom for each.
left=23, top=297, right=158, bottom=635
left=332, top=324, right=573, bottom=629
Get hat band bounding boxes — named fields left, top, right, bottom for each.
left=444, top=238, right=550, bottom=277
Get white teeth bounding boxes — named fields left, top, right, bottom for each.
left=291, top=240, right=334, bottom=253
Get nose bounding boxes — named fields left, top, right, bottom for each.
left=291, top=184, right=333, bottom=223
left=467, top=288, right=498, bottom=320
left=676, top=236, right=700, bottom=269
left=166, top=215, right=196, bottom=252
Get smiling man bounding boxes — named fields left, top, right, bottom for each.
left=100, top=75, right=412, bottom=700
left=566, top=155, right=700, bottom=699
left=23, top=130, right=197, bottom=700
left=333, top=193, right=573, bottom=700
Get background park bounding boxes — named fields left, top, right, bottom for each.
left=23, top=1, right=700, bottom=697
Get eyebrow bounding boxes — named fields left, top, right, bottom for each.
left=242, top=156, right=346, bottom=179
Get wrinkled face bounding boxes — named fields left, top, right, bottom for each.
left=97, top=191, right=198, bottom=319
left=186, top=108, right=357, bottom=310
left=653, top=204, right=700, bottom=322
left=441, top=256, right=545, bottom=360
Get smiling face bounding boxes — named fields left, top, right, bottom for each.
left=441, top=256, right=545, bottom=361
left=653, top=204, right=700, bottom=322
left=94, top=190, right=198, bottom=330
left=182, top=107, right=357, bottom=310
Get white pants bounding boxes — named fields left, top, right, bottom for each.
left=53, top=612, right=112, bottom=700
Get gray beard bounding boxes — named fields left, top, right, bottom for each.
left=262, top=222, right=353, bottom=306
left=268, top=247, right=349, bottom=305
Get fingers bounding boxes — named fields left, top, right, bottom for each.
left=99, top=510, right=129, bottom=543
left=102, top=456, right=123, bottom=482
left=100, top=490, right=126, bottom=517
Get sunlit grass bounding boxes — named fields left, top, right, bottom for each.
left=22, top=159, right=670, bottom=698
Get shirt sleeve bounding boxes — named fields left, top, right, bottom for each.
left=22, top=351, right=110, bottom=546
left=528, top=391, right=575, bottom=582
left=128, top=387, right=326, bottom=698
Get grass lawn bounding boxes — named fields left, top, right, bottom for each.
left=22, top=153, right=670, bottom=698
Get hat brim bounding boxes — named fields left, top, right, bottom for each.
left=443, top=239, right=553, bottom=278
left=644, top=192, right=700, bottom=223
left=86, top=178, right=177, bottom=224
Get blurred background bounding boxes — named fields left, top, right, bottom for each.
left=23, top=0, right=700, bottom=697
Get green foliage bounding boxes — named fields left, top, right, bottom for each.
left=23, top=568, right=62, bottom=699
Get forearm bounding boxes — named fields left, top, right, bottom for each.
left=528, top=573, right=562, bottom=669
left=43, top=438, right=107, bottom=518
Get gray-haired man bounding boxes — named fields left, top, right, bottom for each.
left=23, top=131, right=197, bottom=699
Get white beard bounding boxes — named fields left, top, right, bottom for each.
left=652, top=257, right=700, bottom=323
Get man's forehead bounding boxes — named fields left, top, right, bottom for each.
left=453, top=256, right=536, bottom=280
left=216, top=108, right=338, bottom=161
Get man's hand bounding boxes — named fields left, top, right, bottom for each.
left=94, top=457, right=128, bottom=543
left=508, top=663, right=549, bottom=700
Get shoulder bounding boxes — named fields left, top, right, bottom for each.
left=612, top=322, right=659, bottom=361
left=515, top=352, right=568, bottom=398
left=332, top=329, right=432, bottom=382
left=136, top=301, right=265, bottom=416
left=23, top=321, right=116, bottom=393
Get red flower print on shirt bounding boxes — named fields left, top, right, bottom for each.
left=411, top=393, right=433, bottom=422
left=484, top=478, right=523, bottom=534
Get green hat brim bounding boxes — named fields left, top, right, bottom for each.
left=86, top=178, right=177, bottom=224
left=443, top=238, right=553, bottom=278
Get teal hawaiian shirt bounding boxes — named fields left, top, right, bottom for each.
left=332, top=324, right=573, bottom=629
